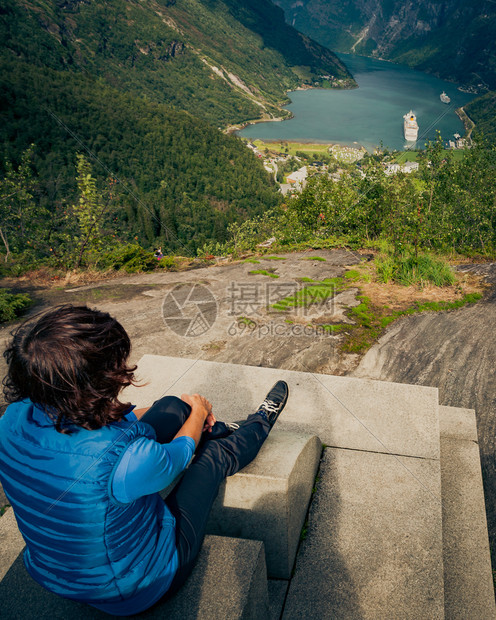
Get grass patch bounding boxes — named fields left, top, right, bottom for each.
left=0, top=504, right=10, bottom=517
left=300, top=522, right=309, bottom=542
left=355, top=266, right=373, bottom=283
left=344, top=269, right=363, bottom=282
left=375, top=253, right=456, bottom=287
left=341, top=292, right=482, bottom=353
left=237, top=316, right=257, bottom=327
left=320, top=324, right=347, bottom=333
left=301, top=256, right=327, bottom=261
left=271, top=278, right=343, bottom=311
left=248, top=269, right=279, bottom=278
left=252, top=139, right=332, bottom=158
left=242, top=258, right=260, bottom=264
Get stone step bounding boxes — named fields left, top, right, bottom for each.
left=439, top=406, right=496, bottom=619
left=1, top=357, right=448, bottom=618
left=206, top=430, right=322, bottom=578
left=124, top=355, right=441, bottom=459
left=283, top=446, right=444, bottom=619
left=0, top=520, right=270, bottom=619
left=124, top=356, right=446, bottom=618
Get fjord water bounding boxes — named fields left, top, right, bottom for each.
left=239, top=54, right=475, bottom=150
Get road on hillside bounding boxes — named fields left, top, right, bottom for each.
left=353, top=263, right=496, bottom=568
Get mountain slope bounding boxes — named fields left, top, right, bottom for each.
left=3, top=0, right=354, bottom=126
left=274, top=0, right=496, bottom=92
left=0, top=0, right=356, bottom=256
left=465, top=93, right=496, bottom=142
left=4, top=0, right=357, bottom=254
left=0, top=55, right=282, bottom=255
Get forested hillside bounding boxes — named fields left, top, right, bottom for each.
left=0, top=0, right=354, bottom=259
left=1, top=58, right=283, bottom=256
left=3, top=0, right=353, bottom=126
left=465, top=93, right=496, bottom=142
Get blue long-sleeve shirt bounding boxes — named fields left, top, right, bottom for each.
left=111, top=412, right=195, bottom=503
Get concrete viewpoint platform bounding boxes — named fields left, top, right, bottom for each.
left=206, top=431, right=322, bottom=578
left=123, top=355, right=494, bottom=618
left=439, top=406, right=496, bottom=619
left=1, top=356, right=494, bottom=618
left=124, top=354, right=440, bottom=460
left=124, top=356, right=445, bottom=617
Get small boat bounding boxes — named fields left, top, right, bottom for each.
left=440, top=91, right=451, bottom=104
left=403, top=111, right=419, bottom=141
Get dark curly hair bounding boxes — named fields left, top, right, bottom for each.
left=3, top=305, right=137, bottom=433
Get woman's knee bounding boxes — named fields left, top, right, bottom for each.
left=141, top=396, right=191, bottom=443
left=151, top=395, right=191, bottom=417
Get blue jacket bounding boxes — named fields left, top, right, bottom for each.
left=0, top=399, right=182, bottom=615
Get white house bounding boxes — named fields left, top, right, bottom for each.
left=286, top=166, right=308, bottom=191
left=385, top=161, right=419, bottom=175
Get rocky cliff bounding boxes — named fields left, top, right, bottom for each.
left=275, top=0, right=496, bottom=92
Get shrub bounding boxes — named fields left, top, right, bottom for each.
left=226, top=210, right=281, bottom=255
left=156, top=256, right=177, bottom=270
left=0, top=251, right=42, bottom=277
left=376, top=252, right=455, bottom=287
left=98, top=244, right=157, bottom=273
left=0, top=289, right=32, bottom=323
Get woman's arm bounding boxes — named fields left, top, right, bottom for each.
left=133, top=393, right=215, bottom=445
left=174, top=393, right=212, bottom=447
left=112, top=393, right=213, bottom=503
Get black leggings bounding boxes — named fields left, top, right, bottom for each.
left=140, top=396, right=270, bottom=597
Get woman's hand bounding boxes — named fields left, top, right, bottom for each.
left=180, top=393, right=216, bottom=437
left=203, top=411, right=217, bottom=433
left=181, top=393, right=212, bottom=421
left=174, top=393, right=213, bottom=446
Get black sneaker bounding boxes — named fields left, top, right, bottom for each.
left=256, top=381, right=289, bottom=427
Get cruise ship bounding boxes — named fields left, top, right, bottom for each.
left=440, top=91, right=451, bottom=104
left=403, top=111, right=419, bottom=141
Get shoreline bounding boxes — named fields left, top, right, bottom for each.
left=224, top=80, right=357, bottom=135
left=455, top=107, right=476, bottom=141
left=224, top=112, right=292, bottom=135
left=227, top=59, right=472, bottom=150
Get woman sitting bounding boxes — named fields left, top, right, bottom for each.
left=0, top=305, right=288, bottom=615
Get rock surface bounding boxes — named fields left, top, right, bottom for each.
left=354, top=263, right=496, bottom=568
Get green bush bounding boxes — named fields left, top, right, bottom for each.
left=98, top=244, right=157, bottom=273
left=0, top=289, right=32, bottom=323
left=0, top=251, right=42, bottom=277
left=156, top=256, right=177, bottom=270
left=374, top=254, right=396, bottom=283
left=226, top=210, right=281, bottom=256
